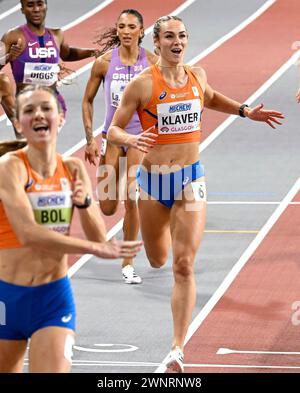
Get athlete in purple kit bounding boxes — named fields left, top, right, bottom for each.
left=82, top=9, right=157, bottom=284
left=0, top=0, right=100, bottom=119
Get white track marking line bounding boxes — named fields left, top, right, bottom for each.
left=200, top=49, right=300, bottom=152
left=155, top=177, right=300, bottom=372
left=68, top=219, right=123, bottom=278
left=0, top=4, right=20, bottom=21
left=218, top=347, right=300, bottom=356
left=185, top=180, right=300, bottom=342
left=187, top=0, right=276, bottom=65
left=61, top=0, right=114, bottom=31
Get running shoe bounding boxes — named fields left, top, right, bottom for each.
left=122, top=265, right=142, bottom=284
left=164, top=346, right=184, bottom=373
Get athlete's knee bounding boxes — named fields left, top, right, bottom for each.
left=147, top=253, right=168, bottom=269
left=173, top=255, right=194, bottom=280
left=124, top=199, right=137, bottom=212
left=99, top=200, right=118, bottom=216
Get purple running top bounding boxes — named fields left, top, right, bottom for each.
left=11, top=24, right=60, bottom=87
left=102, top=47, right=149, bottom=135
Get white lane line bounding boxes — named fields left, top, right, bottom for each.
left=155, top=178, right=300, bottom=372
left=200, top=49, right=300, bottom=152
left=61, top=0, right=114, bottom=31
left=68, top=219, right=123, bottom=278
left=218, top=347, right=300, bottom=356
left=187, top=0, right=276, bottom=65
left=185, top=179, right=300, bottom=345
left=0, top=3, right=20, bottom=21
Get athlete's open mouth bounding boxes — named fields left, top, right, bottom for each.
left=33, top=124, right=49, bottom=132
left=171, top=48, right=182, bottom=54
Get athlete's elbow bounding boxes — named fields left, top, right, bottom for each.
left=107, top=126, right=116, bottom=143
left=17, top=226, right=42, bottom=248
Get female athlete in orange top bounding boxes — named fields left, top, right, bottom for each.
left=0, top=85, right=142, bottom=373
left=108, top=15, right=284, bottom=373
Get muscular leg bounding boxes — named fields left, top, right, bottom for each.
left=138, top=195, right=172, bottom=268
left=97, top=135, right=123, bottom=216
left=122, top=147, right=143, bottom=268
left=0, top=339, right=27, bottom=372
left=170, top=180, right=206, bottom=350
left=29, top=327, right=75, bottom=373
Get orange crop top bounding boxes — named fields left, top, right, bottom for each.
left=0, top=149, right=73, bottom=249
left=138, top=64, right=204, bottom=144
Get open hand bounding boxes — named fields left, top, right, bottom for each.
left=132, top=126, right=158, bottom=153
left=85, top=138, right=99, bottom=166
left=246, top=104, right=284, bottom=129
left=96, top=238, right=143, bottom=259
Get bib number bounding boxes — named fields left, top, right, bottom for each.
left=191, top=181, right=206, bottom=202
left=23, top=62, right=59, bottom=86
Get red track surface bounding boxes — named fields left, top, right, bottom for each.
left=185, top=197, right=300, bottom=373
left=182, top=0, right=300, bottom=372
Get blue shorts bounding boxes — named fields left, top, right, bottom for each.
left=0, top=276, right=76, bottom=340
left=136, top=161, right=205, bottom=209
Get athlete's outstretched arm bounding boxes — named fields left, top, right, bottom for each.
left=196, top=67, right=284, bottom=129
left=0, top=155, right=142, bottom=259
left=58, top=30, right=99, bottom=61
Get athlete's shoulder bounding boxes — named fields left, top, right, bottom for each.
left=144, top=48, right=159, bottom=65
left=49, top=27, right=63, bottom=36
left=190, top=66, right=206, bottom=81
left=63, top=156, right=84, bottom=172
left=91, top=50, right=111, bottom=75
left=1, top=26, right=23, bottom=43
left=0, top=71, right=9, bottom=86
left=189, top=65, right=207, bottom=92
left=0, top=151, right=24, bottom=175
left=130, top=67, right=153, bottom=88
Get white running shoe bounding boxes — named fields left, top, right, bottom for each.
left=164, top=346, right=184, bottom=373
left=122, top=265, right=142, bottom=284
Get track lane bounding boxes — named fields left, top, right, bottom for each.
left=184, top=185, right=300, bottom=373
